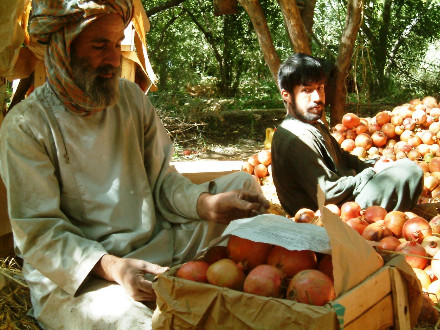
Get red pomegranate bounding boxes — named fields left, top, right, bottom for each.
left=243, top=264, right=284, bottom=298
left=206, top=259, right=245, bottom=290
left=204, top=246, right=229, bottom=265
left=318, top=254, right=333, bottom=281
left=396, top=241, right=428, bottom=269
left=267, top=246, right=317, bottom=278
left=362, top=205, right=388, bottom=224
left=227, top=235, right=273, bottom=271
left=176, top=260, right=210, bottom=283
left=340, top=201, right=362, bottom=221
left=286, top=269, right=336, bottom=306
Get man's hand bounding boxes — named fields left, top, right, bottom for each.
left=92, top=255, right=168, bottom=301
left=374, top=156, right=395, bottom=173
left=197, top=186, right=270, bottom=224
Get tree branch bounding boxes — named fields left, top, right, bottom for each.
left=146, top=0, right=186, bottom=17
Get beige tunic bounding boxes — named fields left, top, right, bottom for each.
left=0, top=79, right=253, bottom=326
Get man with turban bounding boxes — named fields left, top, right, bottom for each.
left=0, top=1, right=268, bottom=328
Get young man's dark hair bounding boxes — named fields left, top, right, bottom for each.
left=277, top=53, right=326, bottom=94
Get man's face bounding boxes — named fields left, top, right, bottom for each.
left=282, top=82, right=326, bottom=124
left=70, top=14, right=125, bottom=108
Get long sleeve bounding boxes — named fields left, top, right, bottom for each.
left=134, top=88, right=208, bottom=223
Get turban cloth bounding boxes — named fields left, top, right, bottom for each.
left=29, top=0, right=133, bottom=116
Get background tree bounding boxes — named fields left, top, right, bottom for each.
left=143, top=0, right=440, bottom=124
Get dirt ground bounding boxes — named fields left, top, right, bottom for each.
left=164, top=108, right=286, bottom=162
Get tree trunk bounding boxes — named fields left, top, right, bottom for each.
left=276, top=0, right=311, bottom=54
left=375, top=0, right=392, bottom=92
left=238, top=0, right=281, bottom=86
left=300, top=0, right=317, bottom=42
left=329, top=0, right=364, bottom=126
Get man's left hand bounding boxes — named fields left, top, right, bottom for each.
left=197, top=188, right=270, bottom=224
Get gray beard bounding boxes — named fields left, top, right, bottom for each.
left=71, top=55, right=121, bottom=108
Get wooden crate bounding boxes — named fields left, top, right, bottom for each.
left=334, top=266, right=410, bottom=329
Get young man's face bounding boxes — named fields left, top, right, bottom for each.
left=282, top=82, right=326, bottom=124
left=70, top=14, right=125, bottom=108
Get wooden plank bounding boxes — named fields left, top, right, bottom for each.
left=333, top=267, right=391, bottom=326
left=34, top=59, right=46, bottom=88
left=121, top=56, right=135, bottom=82
left=390, top=267, right=411, bottom=330
left=344, top=294, right=394, bottom=330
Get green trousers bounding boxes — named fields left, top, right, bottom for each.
left=354, top=159, right=423, bottom=212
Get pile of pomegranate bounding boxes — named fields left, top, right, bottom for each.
left=294, top=202, right=440, bottom=323
left=176, top=235, right=335, bottom=306
left=333, top=96, right=440, bottom=203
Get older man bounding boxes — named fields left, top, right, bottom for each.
left=0, top=1, right=268, bottom=328
left=271, top=53, right=423, bottom=216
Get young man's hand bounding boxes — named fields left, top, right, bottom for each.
left=92, top=255, right=168, bottom=301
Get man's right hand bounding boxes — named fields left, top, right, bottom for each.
left=92, top=254, right=168, bottom=301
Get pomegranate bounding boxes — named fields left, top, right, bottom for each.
left=254, top=164, right=268, bottom=178
left=227, top=235, right=272, bottom=271
left=429, top=157, right=440, bottom=172
left=371, top=131, right=387, bottom=147
left=362, top=221, right=393, bottom=241
left=241, top=162, right=254, bottom=175
left=427, top=280, right=440, bottom=303
left=362, top=205, right=388, bottom=224
left=325, top=204, right=341, bottom=216
left=176, top=260, right=210, bottom=283
left=286, top=270, right=336, bottom=306
left=355, top=133, right=373, bottom=150
left=430, top=215, right=440, bottom=234
left=243, top=264, right=284, bottom=297
left=342, top=113, right=360, bottom=129
left=377, top=236, right=401, bottom=251
left=396, top=241, right=428, bottom=269
left=341, top=139, right=356, bottom=152
left=294, top=208, right=316, bottom=224
left=375, top=112, right=391, bottom=126
left=383, top=211, right=409, bottom=237
left=204, top=246, right=229, bottom=265
left=331, top=131, right=345, bottom=144
left=267, top=247, right=317, bottom=278
left=402, top=216, right=432, bottom=243
left=345, top=217, right=369, bottom=235
left=413, top=268, right=432, bottom=292
left=248, top=154, right=260, bottom=167
left=355, top=123, right=368, bottom=135
left=340, top=201, right=362, bottom=221
left=381, top=123, right=396, bottom=138
left=206, top=259, right=245, bottom=290
left=318, top=254, right=333, bottom=281
left=257, top=150, right=272, bottom=166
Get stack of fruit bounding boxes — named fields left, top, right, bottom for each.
left=176, top=235, right=336, bottom=306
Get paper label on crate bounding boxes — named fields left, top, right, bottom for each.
left=222, top=214, right=331, bottom=253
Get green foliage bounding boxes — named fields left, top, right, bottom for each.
left=143, top=0, right=440, bottom=118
